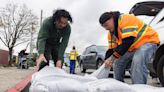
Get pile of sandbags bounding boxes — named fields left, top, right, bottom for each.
left=30, top=64, right=164, bottom=92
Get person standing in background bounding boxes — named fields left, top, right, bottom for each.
left=69, top=46, right=78, bottom=74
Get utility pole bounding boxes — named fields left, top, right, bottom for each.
left=30, top=22, right=34, bottom=60
left=40, top=9, right=43, bottom=27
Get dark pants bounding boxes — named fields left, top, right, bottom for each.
left=70, top=60, right=76, bottom=74
left=39, top=44, right=62, bottom=70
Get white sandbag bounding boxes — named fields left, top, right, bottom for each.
left=130, top=84, right=164, bottom=92
left=30, top=66, right=164, bottom=92
left=89, top=63, right=111, bottom=79
left=154, top=88, right=164, bottom=92
left=30, top=78, right=88, bottom=92
left=86, top=78, right=134, bottom=92
left=32, top=66, right=97, bottom=82
left=30, top=66, right=97, bottom=92
left=30, top=66, right=134, bottom=92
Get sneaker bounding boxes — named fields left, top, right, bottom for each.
left=152, top=78, right=160, bottom=84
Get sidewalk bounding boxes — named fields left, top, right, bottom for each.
left=0, top=66, right=35, bottom=92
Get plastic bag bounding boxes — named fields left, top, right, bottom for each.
left=86, top=78, right=134, bottom=92
left=30, top=66, right=164, bottom=92
left=130, top=84, right=164, bottom=92
left=89, top=63, right=111, bottom=79
left=30, top=66, right=96, bottom=92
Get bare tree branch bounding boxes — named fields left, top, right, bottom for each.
left=0, top=3, right=38, bottom=65
left=14, top=40, right=30, bottom=47
left=0, top=37, right=7, bottom=46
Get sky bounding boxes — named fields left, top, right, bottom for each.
left=0, top=0, right=157, bottom=54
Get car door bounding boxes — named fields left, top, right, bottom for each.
left=83, top=46, right=97, bottom=68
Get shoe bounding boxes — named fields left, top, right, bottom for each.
left=152, top=78, right=160, bottom=84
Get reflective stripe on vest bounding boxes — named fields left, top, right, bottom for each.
left=108, top=32, right=118, bottom=49
left=108, top=23, right=147, bottom=51
left=121, top=26, right=138, bottom=33
left=129, top=24, right=147, bottom=51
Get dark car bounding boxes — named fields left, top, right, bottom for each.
left=129, top=1, right=164, bottom=86
left=79, top=45, right=108, bottom=73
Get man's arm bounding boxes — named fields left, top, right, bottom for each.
left=37, top=19, right=49, bottom=54
left=105, top=49, right=114, bottom=60
left=104, top=36, right=135, bottom=68
left=58, top=25, right=71, bottom=61
left=36, top=19, right=49, bottom=70
left=112, top=36, right=135, bottom=58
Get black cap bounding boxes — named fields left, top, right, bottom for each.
left=99, top=12, right=113, bottom=25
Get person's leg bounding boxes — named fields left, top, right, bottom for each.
left=19, top=56, right=23, bottom=68
left=131, top=43, right=157, bottom=84
left=113, top=52, right=134, bottom=82
left=70, top=60, right=73, bottom=74
left=72, top=60, right=76, bottom=74
left=51, top=48, right=59, bottom=67
left=18, top=56, right=21, bottom=68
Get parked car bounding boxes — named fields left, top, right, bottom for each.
left=129, top=1, right=164, bottom=86
left=79, top=45, right=108, bottom=73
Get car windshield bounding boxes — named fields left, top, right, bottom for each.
left=96, top=46, right=108, bottom=53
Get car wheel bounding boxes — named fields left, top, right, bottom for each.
left=157, top=55, right=164, bottom=86
left=80, top=62, right=86, bottom=73
left=96, top=59, right=103, bottom=69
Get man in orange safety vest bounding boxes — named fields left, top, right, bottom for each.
left=99, top=11, right=160, bottom=84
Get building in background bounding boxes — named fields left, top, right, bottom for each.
left=0, top=49, right=9, bottom=66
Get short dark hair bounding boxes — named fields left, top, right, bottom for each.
left=99, top=12, right=114, bottom=25
left=53, top=9, right=73, bottom=23
left=73, top=46, right=76, bottom=50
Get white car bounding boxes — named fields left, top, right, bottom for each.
left=129, top=0, right=164, bottom=86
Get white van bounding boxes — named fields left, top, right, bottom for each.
left=129, top=1, right=164, bottom=86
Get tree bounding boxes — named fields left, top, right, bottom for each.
left=0, top=3, right=38, bottom=66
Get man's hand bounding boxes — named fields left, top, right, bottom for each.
left=104, top=58, right=113, bottom=68
left=56, top=60, right=62, bottom=68
left=36, top=54, right=47, bottom=70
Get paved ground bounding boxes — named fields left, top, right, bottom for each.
left=0, top=66, right=35, bottom=92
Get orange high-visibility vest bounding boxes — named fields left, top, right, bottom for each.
left=69, top=50, right=78, bottom=60
left=108, top=14, right=160, bottom=53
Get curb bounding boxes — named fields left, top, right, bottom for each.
left=6, top=72, right=35, bottom=92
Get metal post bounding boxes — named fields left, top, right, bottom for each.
left=30, top=23, right=34, bottom=60
left=40, top=10, right=43, bottom=27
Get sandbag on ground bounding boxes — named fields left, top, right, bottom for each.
left=30, top=65, right=164, bottom=92
left=30, top=66, right=134, bottom=92
left=30, top=66, right=97, bottom=92
left=86, top=78, right=134, bottom=92
left=130, top=84, right=164, bottom=92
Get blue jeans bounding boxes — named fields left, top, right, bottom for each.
left=70, top=60, right=76, bottom=74
left=113, top=43, right=157, bottom=84
left=18, top=56, right=22, bottom=66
